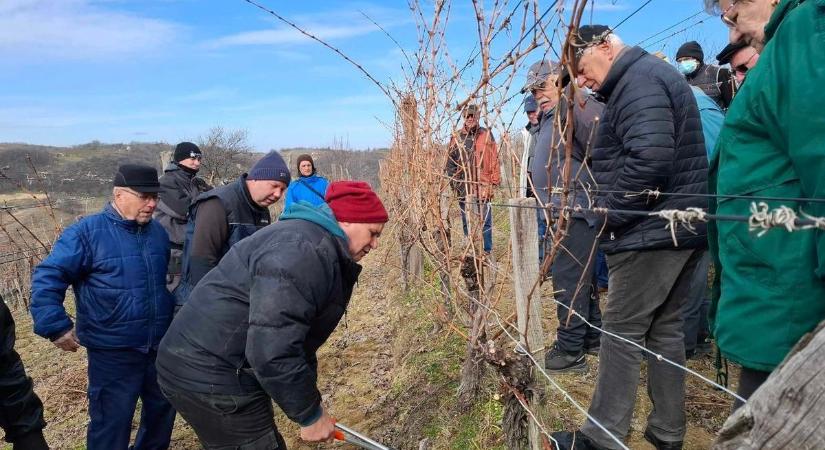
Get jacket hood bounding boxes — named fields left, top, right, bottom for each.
left=280, top=201, right=346, bottom=240
left=597, top=46, right=647, bottom=100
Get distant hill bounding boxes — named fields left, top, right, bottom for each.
left=0, top=142, right=387, bottom=197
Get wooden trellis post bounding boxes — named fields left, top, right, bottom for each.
left=508, top=196, right=545, bottom=450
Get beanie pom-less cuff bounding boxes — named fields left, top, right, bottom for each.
left=326, top=181, right=389, bottom=223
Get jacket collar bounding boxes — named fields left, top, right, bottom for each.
left=764, top=0, right=804, bottom=43
left=597, top=46, right=647, bottom=100
left=236, top=173, right=268, bottom=213
left=164, top=162, right=197, bottom=178
left=104, top=202, right=147, bottom=232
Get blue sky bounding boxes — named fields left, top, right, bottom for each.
left=1, top=0, right=730, bottom=151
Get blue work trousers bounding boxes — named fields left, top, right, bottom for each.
left=86, top=348, right=175, bottom=450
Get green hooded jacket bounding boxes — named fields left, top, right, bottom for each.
left=709, top=0, right=825, bottom=371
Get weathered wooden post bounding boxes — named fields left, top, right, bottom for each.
left=714, top=320, right=825, bottom=449
left=398, top=95, right=424, bottom=291
left=508, top=196, right=545, bottom=450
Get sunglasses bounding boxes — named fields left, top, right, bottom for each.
left=720, top=0, right=740, bottom=28
left=732, top=51, right=758, bottom=75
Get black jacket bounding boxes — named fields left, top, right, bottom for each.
left=592, top=46, right=708, bottom=253
left=154, top=163, right=211, bottom=247
left=1, top=300, right=46, bottom=442
left=173, top=175, right=271, bottom=306
left=157, top=205, right=360, bottom=426
left=686, top=63, right=733, bottom=110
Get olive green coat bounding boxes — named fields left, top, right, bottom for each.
left=709, top=0, right=825, bottom=371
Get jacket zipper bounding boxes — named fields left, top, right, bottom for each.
left=139, top=227, right=156, bottom=350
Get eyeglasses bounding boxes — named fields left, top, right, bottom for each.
left=733, top=51, right=758, bottom=76
left=189, top=153, right=202, bottom=161
left=121, top=188, right=158, bottom=202
left=720, top=0, right=740, bottom=28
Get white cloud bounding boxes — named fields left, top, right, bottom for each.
left=0, top=0, right=182, bottom=60
left=207, top=5, right=411, bottom=49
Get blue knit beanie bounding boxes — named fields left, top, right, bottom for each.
left=248, top=151, right=291, bottom=185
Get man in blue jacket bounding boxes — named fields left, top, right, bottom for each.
left=31, top=164, right=176, bottom=450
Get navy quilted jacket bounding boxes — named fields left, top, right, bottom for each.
left=591, top=46, right=708, bottom=253
left=30, top=203, right=173, bottom=350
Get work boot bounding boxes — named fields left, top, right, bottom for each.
left=644, top=428, right=683, bottom=450
left=12, top=431, right=48, bottom=450
left=584, top=340, right=600, bottom=357
left=550, top=430, right=607, bottom=450
left=545, top=343, right=588, bottom=374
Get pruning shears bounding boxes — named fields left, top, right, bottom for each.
left=334, top=422, right=396, bottom=450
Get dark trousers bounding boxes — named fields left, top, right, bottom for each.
left=86, top=349, right=175, bottom=450
left=582, top=249, right=701, bottom=448
left=537, top=207, right=548, bottom=262
left=682, top=251, right=711, bottom=355
left=159, top=383, right=287, bottom=450
left=549, top=218, right=602, bottom=353
left=0, top=302, right=47, bottom=449
left=595, top=250, right=609, bottom=289
left=733, top=367, right=771, bottom=411
left=458, top=199, right=493, bottom=253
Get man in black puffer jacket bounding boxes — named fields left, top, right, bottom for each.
left=157, top=181, right=388, bottom=449
left=154, top=142, right=212, bottom=291
left=551, top=26, right=708, bottom=450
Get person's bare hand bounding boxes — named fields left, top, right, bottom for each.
left=53, top=329, right=80, bottom=352
left=299, top=408, right=335, bottom=443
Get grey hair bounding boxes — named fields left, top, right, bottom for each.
left=605, top=33, right=624, bottom=47
left=704, top=0, right=721, bottom=14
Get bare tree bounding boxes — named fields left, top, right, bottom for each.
left=197, top=126, right=253, bottom=185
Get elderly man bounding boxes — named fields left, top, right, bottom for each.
left=675, top=40, right=734, bottom=109
left=525, top=60, right=605, bottom=373
left=704, top=0, right=825, bottom=409
left=1, top=298, right=48, bottom=450
left=31, top=164, right=176, bottom=450
left=552, top=26, right=708, bottom=450
left=715, top=41, right=760, bottom=86
left=445, top=104, right=500, bottom=254
left=157, top=181, right=388, bottom=448
left=155, top=142, right=212, bottom=292
left=174, top=150, right=291, bottom=307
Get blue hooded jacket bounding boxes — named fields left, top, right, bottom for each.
left=30, top=203, right=174, bottom=351
left=283, top=174, right=329, bottom=208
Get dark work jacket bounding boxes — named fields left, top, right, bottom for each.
left=154, top=163, right=212, bottom=248
left=1, top=299, right=46, bottom=440
left=157, top=203, right=360, bottom=426
left=173, top=174, right=271, bottom=306
left=592, top=46, right=708, bottom=253
left=686, top=63, right=733, bottom=110
left=531, top=94, right=605, bottom=225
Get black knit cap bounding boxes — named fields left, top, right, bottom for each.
left=113, top=164, right=161, bottom=193
left=296, top=154, right=316, bottom=174
left=716, top=41, right=749, bottom=65
left=676, top=41, right=704, bottom=61
left=174, top=142, right=202, bottom=162
left=571, top=25, right=612, bottom=60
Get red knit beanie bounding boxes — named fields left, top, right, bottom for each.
left=325, top=181, right=389, bottom=223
